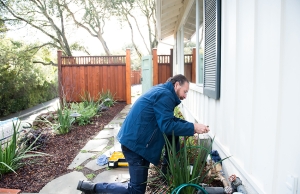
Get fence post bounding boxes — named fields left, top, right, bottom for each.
left=57, top=50, right=63, bottom=106
left=152, top=48, right=158, bottom=86
left=126, top=49, right=131, bottom=104
left=170, top=48, right=173, bottom=77
left=192, top=48, right=196, bottom=83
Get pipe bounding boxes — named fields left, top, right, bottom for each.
left=206, top=160, right=232, bottom=193
left=214, top=163, right=233, bottom=194
left=197, top=187, right=224, bottom=194
left=228, top=174, right=248, bottom=194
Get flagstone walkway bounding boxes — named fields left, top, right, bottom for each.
left=37, top=85, right=142, bottom=194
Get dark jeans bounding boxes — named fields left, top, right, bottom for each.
left=94, top=145, right=150, bottom=194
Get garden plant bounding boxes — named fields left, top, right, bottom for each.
left=147, top=106, right=229, bottom=194
left=0, top=121, right=48, bottom=175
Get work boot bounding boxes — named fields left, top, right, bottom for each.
left=77, top=180, right=96, bottom=194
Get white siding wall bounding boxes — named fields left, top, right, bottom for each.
left=181, top=0, right=300, bottom=193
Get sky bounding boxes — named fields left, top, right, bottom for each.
left=6, top=16, right=173, bottom=57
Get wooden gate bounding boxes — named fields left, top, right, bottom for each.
left=153, top=48, right=196, bottom=85
left=153, top=49, right=173, bottom=85
left=131, top=70, right=141, bottom=85
left=57, top=49, right=131, bottom=104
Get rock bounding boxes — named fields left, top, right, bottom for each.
left=40, top=113, right=48, bottom=120
left=32, top=121, right=39, bottom=127
left=98, top=104, right=109, bottom=112
left=46, top=114, right=54, bottom=122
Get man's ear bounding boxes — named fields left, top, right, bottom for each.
left=174, top=82, right=180, bottom=90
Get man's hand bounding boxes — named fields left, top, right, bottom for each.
left=194, top=123, right=210, bottom=134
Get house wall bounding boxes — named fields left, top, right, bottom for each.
left=177, top=0, right=300, bottom=193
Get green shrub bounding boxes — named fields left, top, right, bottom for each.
left=80, top=91, right=98, bottom=108
left=99, top=90, right=116, bottom=107
left=0, top=121, right=48, bottom=175
left=70, top=102, right=97, bottom=126
left=0, top=39, right=58, bottom=117
left=52, top=107, right=75, bottom=134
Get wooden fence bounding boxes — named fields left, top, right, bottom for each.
left=57, top=49, right=131, bottom=104
left=131, top=70, right=141, bottom=85
left=184, top=54, right=193, bottom=82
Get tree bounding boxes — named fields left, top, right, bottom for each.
left=184, top=42, right=196, bottom=54
left=136, top=0, right=158, bottom=51
left=109, top=0, right=158, bottom=58
left=63, top=0, right=112, bottom=55
left=0, top=18, right=8, bottom=34
left=0, top=38, right=58, bottom=116
left=0, top=0, right=74, bottom=56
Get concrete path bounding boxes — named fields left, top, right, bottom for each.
left=36, top=85, right=142, bottom=194
left=0, top=98, right=59, bottom=122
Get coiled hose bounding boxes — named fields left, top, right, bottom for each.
left=171, top=183, right=208, bottom=194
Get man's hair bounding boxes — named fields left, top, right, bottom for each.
left=166, top=74, right=189, bottom=86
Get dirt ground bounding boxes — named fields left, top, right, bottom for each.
left=0, top=102, right=126, bottom=193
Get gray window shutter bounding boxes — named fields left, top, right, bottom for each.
left=203, top=0, right=221, bottom=100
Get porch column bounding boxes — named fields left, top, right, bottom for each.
left=153, top=48, right=158, bottom=86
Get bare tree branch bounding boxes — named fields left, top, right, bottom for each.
left=26, top=42, right=60, bottom=52
left=33, top=60, right=57, bottom=66
left=63, top=2, right=97, bottom=37
left=63, top=0, right=111, bottom=55
left=127, top=9, right=150, bottom=53
left=1, top=0, right=73, bottom=56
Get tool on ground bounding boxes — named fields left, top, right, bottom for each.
left=108, top=151, right=128, bottom=168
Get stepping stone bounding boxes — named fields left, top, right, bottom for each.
left=113, top=126, right=121, bottom=136
left=113, top=141, right=122, bottom=152
left=81, top=139, right=109, bottom=152
left=68, top=152, right=95, bottom=169
left=102, top=147, right=115, bottom=157
left=39, top=171, right=86, bottom=194
left=109, top=119, right=124, bottom=125
left=93, top=168, right=129, bottom=183
left=113, top=112, right=126, bottom=119
left=95, top=129, right=114, bottom=139
left=104, top=123, right=119, bottom=129
left=85, top=159, right=107, bottom=171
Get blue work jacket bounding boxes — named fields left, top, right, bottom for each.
left=117, top=81, right=194, bottom=165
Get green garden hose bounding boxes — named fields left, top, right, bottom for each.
left=171, top=183, right=208, bottom=194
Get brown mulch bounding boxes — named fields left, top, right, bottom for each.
left=0, top=102, right=126, bottom=193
